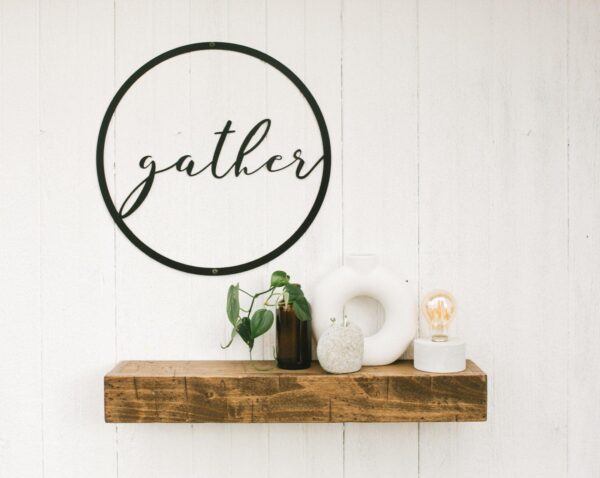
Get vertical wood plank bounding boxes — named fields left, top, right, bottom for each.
left=186, top=3, right=237, bottom=478
left=187, top=0, right=243, bottom=364
left=0, top=1, right=43, bottom=477
left=38, top=0, right=117, bottom=476
left=113, top=0, right=196, bottom=361
left=216, top=2, right=270, bottom=475
left=186, top=1, right=271, bottom=477
left=341, top=0, right=419, bottom=476
left=488, top=1, right=568, bottom=475
left=113, top=1, right=195, bottom=477
left=567, top=0, right=600, bottom=476
left=264, top=1, right=344, bottom=476
left=218, top=0, right=270, bottom=362
left=417, top=1, right=495, bottom=476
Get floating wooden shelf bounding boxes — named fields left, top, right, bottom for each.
left=104, top=360, right=487, bottom=423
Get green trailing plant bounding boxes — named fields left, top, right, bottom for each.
left=222, top=270, right=311, bottom=358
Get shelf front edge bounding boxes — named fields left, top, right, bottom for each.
left=104, top=360, right=487, bottom=423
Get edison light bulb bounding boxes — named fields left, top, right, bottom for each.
left=421, top=290, right=456, bottom=342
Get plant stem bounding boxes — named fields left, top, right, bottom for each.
left=247, top=286, right=275, bottom=319
left=254, top=286, right=276, bottom=298
left=264, top=289, right=276, bottom=304
left=264, top=293, right=283, bottom=307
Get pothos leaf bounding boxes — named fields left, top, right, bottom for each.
left=237, top=317, right=254, bottom=350
left=270, top=270, right=290, bottom=287
left=226, top=284, right=240, bottom=326
left=251, top=309, right=274, bottom=338
left=292, top=295, right=311, bottom=322
left=221, top=325, right=237, bottom=349
left=285, top=283, right=303, bottom=302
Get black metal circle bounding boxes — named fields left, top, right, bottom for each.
left=97, top=42, right=331, bottom=276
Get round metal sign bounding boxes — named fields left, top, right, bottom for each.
left=97, top=42, right=330, bottom=275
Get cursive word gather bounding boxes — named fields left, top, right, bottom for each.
left=119, top=119, right=323, bottom=218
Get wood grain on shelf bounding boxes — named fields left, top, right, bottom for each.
left=104, top=360, right=487, bottom=423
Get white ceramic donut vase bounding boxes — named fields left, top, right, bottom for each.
left=312, top=255, right=416, bottom=366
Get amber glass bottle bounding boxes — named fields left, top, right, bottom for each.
left=276, top=302, right=312, bottom=369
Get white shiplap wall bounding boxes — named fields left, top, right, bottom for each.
left=1, top=0, right=599, bottom=477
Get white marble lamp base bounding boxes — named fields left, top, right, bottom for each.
left=413, top=338, right=466, bottom=373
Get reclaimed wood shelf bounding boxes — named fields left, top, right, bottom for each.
left=104, top=360, right=487, bottom=423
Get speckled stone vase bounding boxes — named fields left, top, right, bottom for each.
left=316, top=318, right=364, bottom=374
